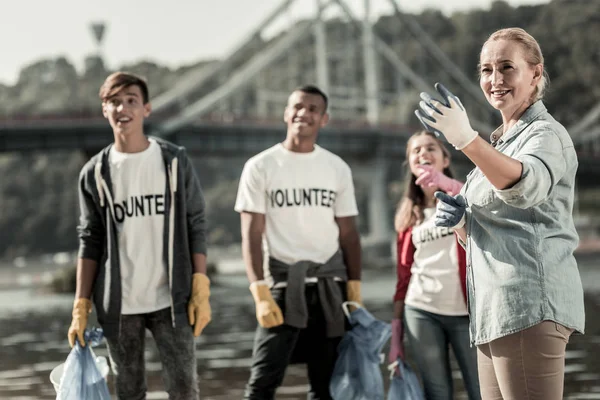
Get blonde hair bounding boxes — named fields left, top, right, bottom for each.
left=481, top=27, right=549, bottom=102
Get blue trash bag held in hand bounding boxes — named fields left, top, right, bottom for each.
left=387, top=359, right=425, bottom=400
left=57, top=327, right=111, bottom=400
left=330, top=302, right=391, bottom=400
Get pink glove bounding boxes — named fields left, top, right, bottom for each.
left=388, top=319, right=405, bottom=363
left=415, top=165, right=463, bottom=196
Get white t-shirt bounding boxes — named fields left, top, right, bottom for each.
left=108, top=139, right=171, bottom=315
left=234, top=144, right=358, bottom=278
left=404, top=208, right=467, bottom=316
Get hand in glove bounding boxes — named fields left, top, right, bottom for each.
left=68, top=298, right=92, bottom=347
left=388, top=318, right=405, bottom=363
left=250, top=282, right=284, bottom=328
left=415, top=83, right=479, bottom=150
left=415, top=165, right=464, bottom=196
left=188, top=273, right=212, bottom=336
left=434, top=191, right=467, bottom=229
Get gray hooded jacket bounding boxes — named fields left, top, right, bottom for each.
left=77, top=136, right=207, bottom=338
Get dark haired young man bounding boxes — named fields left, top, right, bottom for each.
left=68, top=72, right=211, bottom=399
left=235, top=85, right=363, bottom=400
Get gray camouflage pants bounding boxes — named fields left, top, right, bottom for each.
left=105, top=307, right=198, bottom=400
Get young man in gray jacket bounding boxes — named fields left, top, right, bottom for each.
left=68, top=72, right=211, bottom=400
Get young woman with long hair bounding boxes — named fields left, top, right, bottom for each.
left=389, top=130, right=480, bottom=400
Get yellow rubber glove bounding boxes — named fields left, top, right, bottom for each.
left=68, top=298, right=92, bottom=348
left=188, top=273, right=212, bottom=337
left=249, top=282, right=284, bottom=328
left=347, top=280, right=362, bottom=310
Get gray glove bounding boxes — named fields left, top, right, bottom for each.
left=415, top=83, right=479, bottom=150
left=434, top=191, right=466, bottom=229
left=415, top=83, right=461, bottom=141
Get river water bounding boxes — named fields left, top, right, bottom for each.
left=0, top=257, right=598, bottom=400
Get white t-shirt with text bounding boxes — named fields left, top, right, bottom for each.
left=405, top=208, right=467, bottom=316
left=108, top=139, right=171, bottom=315
left=234, top=144, right=358, bottom=279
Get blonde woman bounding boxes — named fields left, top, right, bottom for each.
left=419, top=28, right=585, bottom=399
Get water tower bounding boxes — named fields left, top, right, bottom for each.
left=90, top=22, right=107, bottom=57
left=84, top=22, right=107, bottom=75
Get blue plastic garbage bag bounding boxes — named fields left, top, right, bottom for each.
left=57, top=327, right=111, bottom=400
left=330, top=302, right=391, bottom=400
left=387, top=359, right=425, bottom=400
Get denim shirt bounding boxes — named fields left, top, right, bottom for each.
left=461, top=101, right=585, bottom=345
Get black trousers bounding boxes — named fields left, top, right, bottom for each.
left=244, top=283, right=347, bottom=400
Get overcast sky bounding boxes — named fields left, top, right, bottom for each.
left=0, top=0, right=549, bottom=85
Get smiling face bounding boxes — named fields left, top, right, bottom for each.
left=102, top=84, right=151, bottom=136
left=283, top=90, right=329, bottom=140
left=407, top=132, right=450, bottom=178
left=479, top=38, right=543, bottom=121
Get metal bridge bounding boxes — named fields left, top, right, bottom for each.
left=2, top=0, right=597, bottom=156
left=2, top=0, right=599, bottom=242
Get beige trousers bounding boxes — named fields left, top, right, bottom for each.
left=477, top=320, right=573, bottom=400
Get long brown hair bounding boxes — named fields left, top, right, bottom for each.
left=394, top=130, right=454, bottom=232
